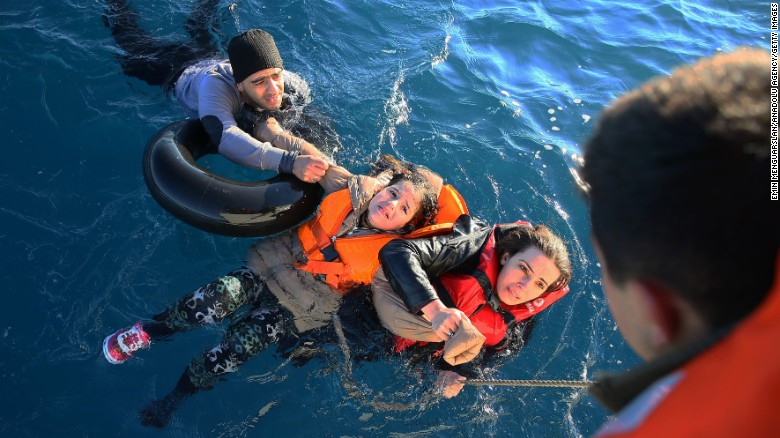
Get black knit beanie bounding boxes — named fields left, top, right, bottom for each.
left=228, top=29, right=284, bottom=83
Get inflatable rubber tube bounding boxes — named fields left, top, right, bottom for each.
left=143, top=120, right=323, bottom=237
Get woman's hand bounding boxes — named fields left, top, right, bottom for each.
left=421, top=299, right=468, bottom=341
left=436, top=371, right=466, bottom=398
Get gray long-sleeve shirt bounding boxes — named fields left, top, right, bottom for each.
left=173, top=59, right=305, bottom=172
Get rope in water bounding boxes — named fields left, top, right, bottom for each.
left=332, top=316, right=592, bottom=391
left=466, top=379, right=592, bottom=388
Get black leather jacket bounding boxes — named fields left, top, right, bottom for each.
left=378, top=214, right=526, bottom=314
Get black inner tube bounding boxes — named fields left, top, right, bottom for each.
left=143, top=119, right=323, bottom=237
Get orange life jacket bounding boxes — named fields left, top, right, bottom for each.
left=296, top=184, right=468, bottom=292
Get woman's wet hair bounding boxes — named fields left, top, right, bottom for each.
left=495, top=224, right=572, bottom=292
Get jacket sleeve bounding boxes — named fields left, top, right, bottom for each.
left=379, top=215, right=491, bottom=314
left=196, top=75, right=292, bottom=172
left=436, top=317, right=537, bottom=378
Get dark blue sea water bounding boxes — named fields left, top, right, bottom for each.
left=0, top=0, right=767, bottom=436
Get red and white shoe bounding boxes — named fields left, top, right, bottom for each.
left=102, top=322, right=151, bottom=364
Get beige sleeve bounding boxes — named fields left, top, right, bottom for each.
left=349, top=173, right=389, bottom=212
left=371, top=269, right=442, bottom=342
left=254, top=118, right=302, bottom=153
left=441, top=319, right=486, bottom=365
left=372, top=269, right=486, bottom=365
left=319, top=164, right=352, bottom=194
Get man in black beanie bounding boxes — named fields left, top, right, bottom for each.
left=104, top=0, right=338, bottom=186
left=173, top=28, right=333, bottom=185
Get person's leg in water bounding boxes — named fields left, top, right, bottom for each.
left=103, top=267, right=264, bottom=364
left=184, top=0, right=223, bottom=50
left=102, top=0, right=221, bottom=90
left=145, top=267, right=263, bottom=337
left=139, top=303, right=297, bottom=428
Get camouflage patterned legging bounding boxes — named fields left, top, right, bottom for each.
left=145, top=267, right=297, bottom=390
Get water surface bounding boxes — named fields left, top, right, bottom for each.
left=0, top=0, right=765, bottom=436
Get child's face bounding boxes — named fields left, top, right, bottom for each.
left=367, top=180, right=421, bottom=231
left=496, top=247, right=560, bottom=306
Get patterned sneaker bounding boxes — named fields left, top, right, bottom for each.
left=102, top=322, right=151, bottom=364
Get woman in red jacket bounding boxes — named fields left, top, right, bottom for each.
left=374, top=214, right=572, bottom=397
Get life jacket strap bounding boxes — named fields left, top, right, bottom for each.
left=307, top=202, right=353, bottom=261
left=474, top=269, right=518, bottom=330
left=299, top=260, right=347, bottom=276
left=319, top=243, right=340, bottom=262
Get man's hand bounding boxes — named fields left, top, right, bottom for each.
left=292, top=155, right=329, bottom=183
left=436, top=371, right=467, bottom=398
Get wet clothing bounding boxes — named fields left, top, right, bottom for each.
left=245, top=171, right=395, bottom=333
left=377, top=215, right=569, bottom=352
left=145, top=267, right=294, bottom=390
left=103, top=0, right=221, bottom=90
left=294, top=184, right=465, bottom=292
left=591, top=255, right=780, bottom=437
left=173, top=59, right=309, bottom=172
left=294, top=187, right=402, bottom=292
left=142, top=170, right=393, bottom=392
left=142, top=267, right=389, bottom=398
left=434, top=226, right=568, bottom=347
left=104, top=0, right=338, bottom=173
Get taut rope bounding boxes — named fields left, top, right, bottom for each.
left=466, top=378, right=591, bottom=388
